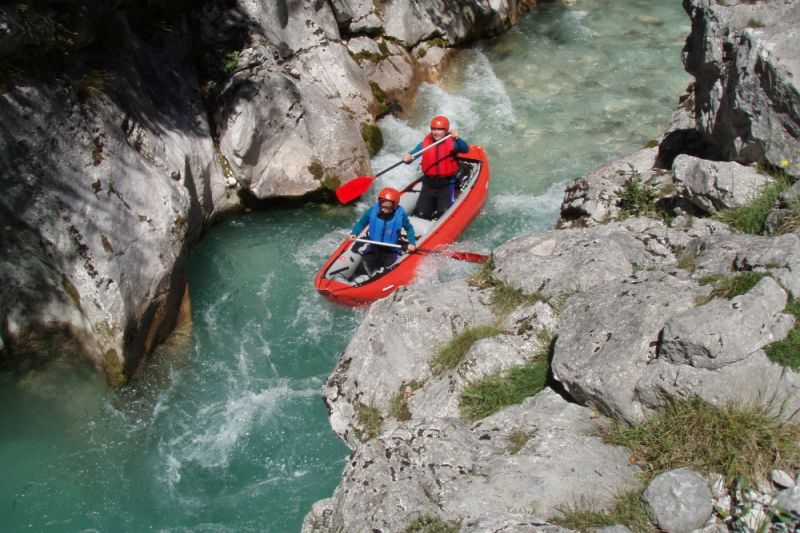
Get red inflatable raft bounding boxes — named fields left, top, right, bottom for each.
left=314, top=145, right=491, bottom=306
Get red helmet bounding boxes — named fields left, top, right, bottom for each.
left=430, top=115, right=450, bottom=131
left=377, top=187, right=400, bottom=205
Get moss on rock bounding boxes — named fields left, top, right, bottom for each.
left=370, top=81, right=390, bottom=118
left=102, top=348, right=127, bottom=389
left=308, top=161, right=342, bottom=191
left=360, top=123, right=384, bottom=156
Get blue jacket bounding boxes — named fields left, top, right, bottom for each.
left=351, top=204, right=417, bottom=245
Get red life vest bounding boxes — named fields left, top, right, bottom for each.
left=420, top=135, right=459, bottom=177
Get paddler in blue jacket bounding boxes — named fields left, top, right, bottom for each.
left=348, top=187, right=417, bottom=275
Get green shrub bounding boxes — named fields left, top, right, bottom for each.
left=431, top=325, right=503, bottom=376
left=601, top=397, right=800, bottom=485
left=617, top=165, right=656, bottom=217
left=221, top=50, right=240, bottom=73
left=459, top=359, right=549, bottom=421
left=765, top=301, right=800, bottom=371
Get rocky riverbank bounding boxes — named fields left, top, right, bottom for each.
left=0, top=0, right=538, bottom=383
left=304, top=1, right=800, bottom=531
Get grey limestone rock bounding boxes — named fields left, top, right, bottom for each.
left=683, top=0, right=800, bottom=175
left=559, top=147, right=661, bottom=228
left=552, top=271, right=699, bottom=423
left=322, top=279, right=495, bottom=448
left=304, top=390, right=640, bottom=532
left=0, top=26, right=226, bottom=380
left=492, top=222, right=657, bottom=300
left=659, top=277, right=794, bottom=370
left=771, top=485, right=800, bottom=517
left=643, top=468, right=712, bottom=533
left=686, top=232, right=800, bottom=299
left=672, top=155, right=772, bottom=214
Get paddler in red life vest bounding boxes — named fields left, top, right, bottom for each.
left=348, top=187, right=417, bottom=275
left=402, top=115, right=469, bottom=220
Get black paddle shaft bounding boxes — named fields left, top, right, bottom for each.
left=373, top=133, right=453, bottom=179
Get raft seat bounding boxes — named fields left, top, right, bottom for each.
left=409, top=216, right=434, bottom=239
left=399, top=189, right=420, bottom=214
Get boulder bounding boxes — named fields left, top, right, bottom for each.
left=408, top=301, right=558, bottom=421
left=659, top=277, right=794, bottom=370
left=643, top=468, right=712, bottom=533
left=685, top=232, right=800, bottom=299
left=303, top=390, right=641, bottom=532
left=329, top=0, right=383, bottom=34
left=347, top=37, right=418, bottom=107
left=0, top=25, right=226, bottom=382
left=216, top=42, right=373, bottom=198
left=559, top=147, right=662, bottom=228
left=683, top=0, right=800, bottom=175
left=552, top=271, right=699, bottom=423
left=322, top=279, right=495, bottom=448
left=672, top=154, right=772, bottom=214
left=492, top=221, right=661, bottom=300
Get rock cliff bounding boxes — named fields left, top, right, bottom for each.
left=0, top=0, right=538, bottom=383
left=305, top=1, right=800, bottom=531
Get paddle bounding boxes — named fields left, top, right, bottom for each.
left=336, top=134, right=453, bottom=203
left=354, top=238, right=489, bottom=264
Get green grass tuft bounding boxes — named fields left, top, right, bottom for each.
left=554, top=506, right=615, bottom=530
left=388, top=391, right=411, bottom=421
left=698, top=271, right=770, bottom=300
left=466, top=258, right=495, bottom=289
left=765, top=301, right=800, bottom=371
left=354, top=402, right=382, bottom=442
left=507, top=429, right=532, bottom=454
left=490, top=281, right=544, bottom=318
left=459, top=359, right=550, bottom=422
left=431, top=325, right=503, bottom=376
left=554, top=490, right=653, bottom=532
left=404, top=514, right=459, bottom=533
left=388, top=382, right=422, bottom=422
left=601, top=397, right=800, bottom=485
left=713, top=176, right=797, bottom=234
left=465, top=260, right=549, bottom=317
left=675, top=247, right=696, bottom=272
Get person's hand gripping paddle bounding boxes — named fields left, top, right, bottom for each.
left=335, top=134, right=453, bottom=204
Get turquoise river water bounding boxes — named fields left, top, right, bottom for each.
left=0, top=2, right=691, bottom=531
